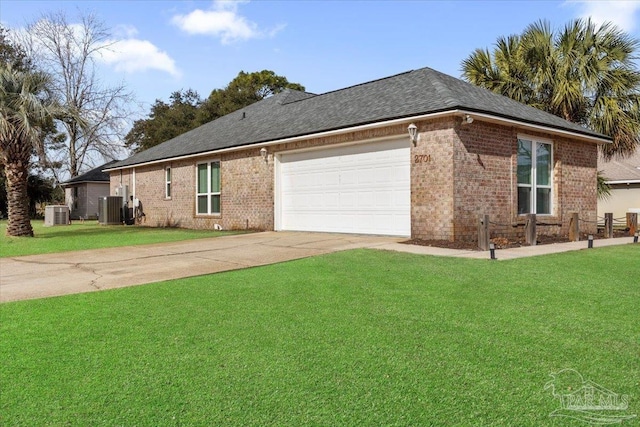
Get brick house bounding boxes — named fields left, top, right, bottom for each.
left=105, top=67, right=610, bottom=241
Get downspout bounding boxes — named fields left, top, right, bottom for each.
left=510, top=148, right=514, bottom=220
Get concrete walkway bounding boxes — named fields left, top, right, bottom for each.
left=1, top=232, right=636, bottom=303
left=378, top=235, right=636, bottom=260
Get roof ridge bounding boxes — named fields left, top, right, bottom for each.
left=277, top=89, right=318, bottom=105
left=422, top=68, right=460, bottom=108
left=313, top=69, right=415, bottom=98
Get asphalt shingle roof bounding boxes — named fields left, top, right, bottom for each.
left=599, top=151, right=640, bottom=182
left=62, top=160, right=118, bottom=185
left=108, top=67, right=610, bottom=170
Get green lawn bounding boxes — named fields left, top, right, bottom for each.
left=0, top=221, right=244, bottom=257
left=1, top=246, right=638, bottom=426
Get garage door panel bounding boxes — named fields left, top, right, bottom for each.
left=376, top=194, right=394, bottom=209
left=357, top=191, right=374, bottom=207
left=339, top=193, right=356, bottom=208
left=392, top=191, right=410, bottom=207
left=279, top=139, right=410, bottom=236
left=341, top=170, right=357, bottom=185
left=325, top=172, right=339, bottom=186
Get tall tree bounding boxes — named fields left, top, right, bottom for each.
left=126, top=70, right=304, bottom=152
left=17, top=11, right=133, bottom=179
left=462, top=19, right=640, bottom=159
left=198, top=70, right=305, bottom=123
left=0, top=65, right=57, bottom=236
left=125, top=89, right=202, bottom=153
left=0, top=27, right=51, bottom=226
left=0, top=26, right=31, bottom=71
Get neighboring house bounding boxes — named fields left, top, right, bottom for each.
left=61, top=161, right=118, bottom=220
left=598, top=151, right=640, bottom=221
left=105, top=67, right=610, bottom=241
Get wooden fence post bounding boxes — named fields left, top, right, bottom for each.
left=525, top=213, right=537, bottom=246
left=568, top=212, right=579, bottom=242
left=628, top=212, right=638, bottom=236
left=478, top=214, right=489, bottom=251
left=604, top=213, right=613, bottom=238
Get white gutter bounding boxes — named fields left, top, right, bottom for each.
left=59, top=180, right=109, bottom=187
left=464, top=111, right=611, bottom=145
left=104, top=109, right=611, bottom=172
left=606, top=180, right=640, bottom=185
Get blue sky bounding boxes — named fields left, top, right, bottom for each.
left=3, top=0, right=640, bottom=116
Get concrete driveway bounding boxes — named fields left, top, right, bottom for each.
left=0, top=231, right=402, bottom=302
left=2, top=231, right=635, bottom=303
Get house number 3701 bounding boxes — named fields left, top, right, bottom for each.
left=414, top=154, right=432, bottom=163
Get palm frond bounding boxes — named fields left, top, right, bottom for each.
left=461, top=18, right=640, bottom=159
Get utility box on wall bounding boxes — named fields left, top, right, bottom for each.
left=44, top=205, right=70, bottom=226
left=98, top=196, right=123, bottom=225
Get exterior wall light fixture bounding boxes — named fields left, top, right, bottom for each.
left=408, top=123, right=418, bottom=146
left=463, top=114, right=474, bottom=124
left=260, top=147, right=268, bottom=162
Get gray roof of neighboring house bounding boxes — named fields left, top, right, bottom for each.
left=599, top=151, right=640, bottom=182
left=108, top=67, right=610, bottom=170
left=61, top=160, right=118, bottom=186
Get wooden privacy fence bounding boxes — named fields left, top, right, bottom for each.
left=478, top=212, right=639, bottom=250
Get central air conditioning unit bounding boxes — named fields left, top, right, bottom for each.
left=44, top=205, right=70, bottom=226
left=98, top=196, right=123, bottom=225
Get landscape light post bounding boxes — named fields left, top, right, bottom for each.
left=489, top=243, right=496, bottom=260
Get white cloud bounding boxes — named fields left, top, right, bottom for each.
left=568, top=0, right=640, bottom=32
left=98, top=38, right=181, bottom=77
left=172, top=0, right=283, bottom=44
left=11, top=19, right=179, bottom=78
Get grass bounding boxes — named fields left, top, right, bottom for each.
left=1, top=245, right=639, bottom=426
left=0, top=220, right=244, bottom=257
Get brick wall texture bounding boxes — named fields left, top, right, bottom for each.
left=110, top=116, right=598, bottom=241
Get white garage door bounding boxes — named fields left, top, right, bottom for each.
left=278, top=139, right=411, bottom=236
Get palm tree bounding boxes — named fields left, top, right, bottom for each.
left=0, top=64, right=55, bottom=236
left=597, top=170, right=611, bottom=200
left=462, top=19, right=640, bottom=159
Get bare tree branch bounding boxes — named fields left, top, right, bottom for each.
left=16, top=11, right=134, bottom=178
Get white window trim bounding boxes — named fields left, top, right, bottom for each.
left=517, top=135, right=553, bottom=216
left=195, top=160, right=221, bottom=216
left=165, top=166, right=172, bottom=199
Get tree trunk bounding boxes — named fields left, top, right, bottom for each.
left=4, top=161, right=33, bottom=237
left=69, top=122, right=78, bottom=177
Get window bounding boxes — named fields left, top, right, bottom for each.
left=517, top=137, right=552, bottom=215
left=165, top=167, right=171, bottom=198
left=196, top=161, right=220, bottom=215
